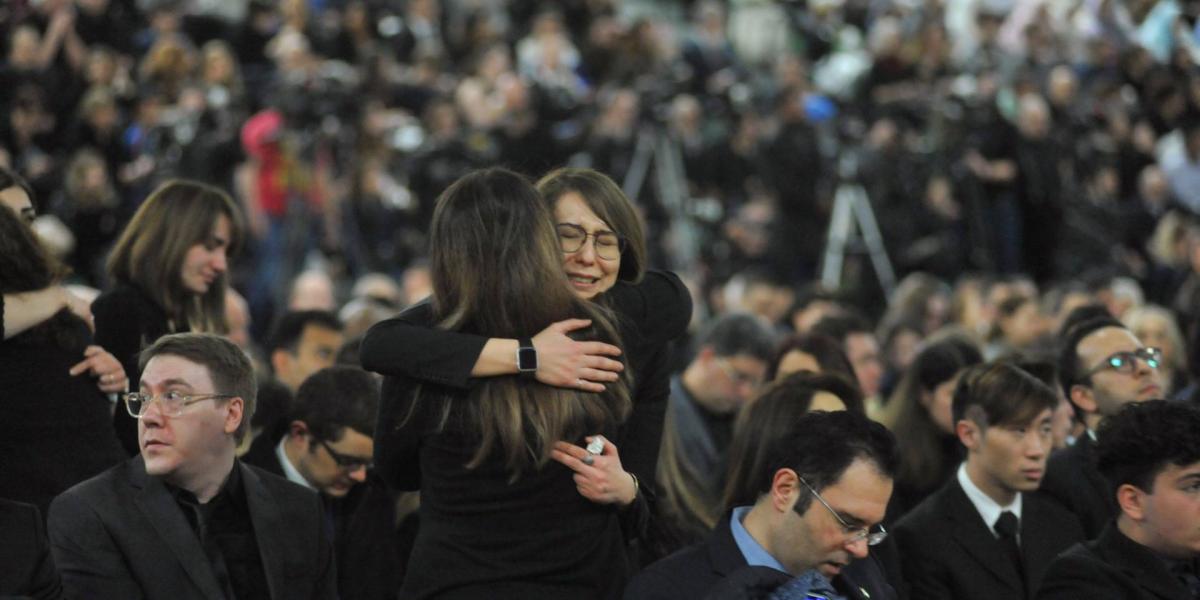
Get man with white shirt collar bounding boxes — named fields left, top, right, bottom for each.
left=894, top=362, right=1085, bottom=600
left=243, top=366, right=403, bottom=600
left=1041, top=315, right=1165, bottom=538
left=626, top=410, right=899, bottom=600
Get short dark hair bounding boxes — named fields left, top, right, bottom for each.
left=754, top=410, right=897, bottom=514
left=695, top=312, right=776, bottom=363
left=810, top=312, right=872, bottom=345
left=952, top=361, right=1058, bottom=429
left=267, top=310, right=343, bottom=357
left=723, top=372, right=868, bottom=510
left=140, top=333, right=257, bottom=442
left=1056, top=315, right=1125, bottom=398
left=1096, top=400, right=1200, bottom=498
left=290, top=366, right=380, bottom=441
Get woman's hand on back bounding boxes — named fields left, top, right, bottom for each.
left=550, top=435, right=638, bottom=507
left=533, top=319, right=624, bottom=392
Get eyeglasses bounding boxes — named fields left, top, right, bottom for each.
left=556, top=223, right=626, bottom=261
left=1083, top=347, right=1162, bottom=378
left=317, top=439, right=372, bottom=472
left=798, top=476, right=888, bottom=546
left=123, top=391, right=233, bottom=418
left=716, top=358, right=763, bottom=389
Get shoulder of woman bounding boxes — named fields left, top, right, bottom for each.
left=607, top=271, right=692, bottom=339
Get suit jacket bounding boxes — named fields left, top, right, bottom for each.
left=48, top=456, right=337, bottom=600
left=0, top=499, right=62, bottom=599
left=893, top=478, right=1086, bottom=600
left=242, top=431, right=406, bottom=600
left=1039, top=433, right=1115, bottom=539
left=1036, top=521, right=1197, bottom=600
left=624, top=511, right=896, bottom=600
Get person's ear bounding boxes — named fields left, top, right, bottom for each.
left=1070, top=384, right=1097, bottom=416
left=271, top=349, right=291, bottom=379
left=956, top=419, right=980, bottom=451
left=771, top=468, right=800, bottom=514
left=223, top=397, right=244, bottom=436
left=288, top=420, right=309, bottom=440
left=1115, top=483, right=1146, bottom=522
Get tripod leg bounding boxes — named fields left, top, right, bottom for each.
left=848, top=186, right=897, bottom=294
left=821, top=185, right=855, bottom=291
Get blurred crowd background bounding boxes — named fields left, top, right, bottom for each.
left=4, top=0, right=1200, bottom=370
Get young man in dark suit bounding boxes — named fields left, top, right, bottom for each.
left=1037, top=400, right=1200, bottom=600
left=894, top=362, right=1085, bottom=600
left=243, top=365, right=405, bottom=600
left=626, top=410, right=898, bottom=600
left=48, top=333, right=337, bottom=600
left=1041, top=316, right=1165, bottom=538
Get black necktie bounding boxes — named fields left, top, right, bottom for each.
left=994, top=511, right=1026, bottom=594
left=1169, top=561, right=1200, bottom=599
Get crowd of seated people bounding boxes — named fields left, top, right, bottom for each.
left=4, top=0, right=1200, bottom=598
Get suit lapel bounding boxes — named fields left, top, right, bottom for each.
left=130, top=457, right=227, bottom=600
left=242, top=463, right=286, bottom=599
left=708, top=513, right=750, bottom=578
left=1020, top=495, right=1062, bottom=591
left=944, top=481, right=1025, bottom=594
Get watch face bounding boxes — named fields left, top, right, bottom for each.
left=518, top=346, right=537, bottom=371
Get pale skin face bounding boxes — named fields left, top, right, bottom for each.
left=0, top=185, right=35, bottom=225
left=180, top=214, right=232, bottom=295
left=1119, top=461, right=1200, bottom=559
left=272, top=324, right=344, bottom=392
left=138, top=354, right=243, bottom=500
left=286, top=423, right=373, bottom=498
left=845, top=333, right=883, bottom=398
left=1073, top=327, right=1162, bottom=427
left=554, top=191, right=620, bottom=300
left=759, top=460, right=892, bottom=578
left=921, top=372, right=963, bottom=435
left=960, top=408, right=1054, bottom=505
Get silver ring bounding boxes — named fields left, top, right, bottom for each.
left=581, top=454, right=594, bottom=466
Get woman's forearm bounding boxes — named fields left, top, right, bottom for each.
left=3, top=287, right=68, bottom=340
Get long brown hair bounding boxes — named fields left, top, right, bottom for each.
left=106, top=179, right=243, bottom=333
left=428, top=167, right=631, bottom=474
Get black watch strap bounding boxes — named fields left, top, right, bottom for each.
left=517, top=337, right=537, bottom=376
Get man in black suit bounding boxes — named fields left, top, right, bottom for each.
left=894, top=362, right=1085, bottom=600
left=48, top=333, right=337, bottom=599
left=1042, top=316, right=1165, bottom=538
left=626, top=410, right=898, bottom=600
left=0, top=498, right=61, bottom=599
left=1038, top=400, right=1200, bottom=599
left=243, top=365, right=404, bottom=600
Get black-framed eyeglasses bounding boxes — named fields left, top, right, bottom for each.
left=316, top=439, right=372, bottom=472
left=123, top=391, right=234, bottom=418
left=556, top=223, right=626, bottom=260
left=798, top=476, right=888, bottom=546
left=1083, top=347, right=1162, bottom=378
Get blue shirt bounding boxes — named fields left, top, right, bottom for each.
left=730, top=506, right=790, bottom=573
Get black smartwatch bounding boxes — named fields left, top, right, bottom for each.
left=517, top=337, right=537, bottom=377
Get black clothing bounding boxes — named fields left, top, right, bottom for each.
left=243, top=431, right=407, bottom=600
left=1039, top=433, right=1116, bottom=539
left=93, top=282, right=186, bottom=455
left=0, top=310, right=127, bottom=514
left=1037, top=522, right=1199, bottom=600
left=893, top=478, right=1086, bottom=600
left=48, top=456, right=337, bottom=600
left=167, top=465, right=269, bottom=600
left=624, top=511, right=896, bottom=600
left=361, top=271, right=692, bottom=599
left=0, top=499, right=62, bottom=599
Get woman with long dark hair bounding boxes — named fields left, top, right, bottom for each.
left=367, top=168, right=689, bottom=598
left=93, top=179, right=243, bottom=453
left=0, top=205, right=127, bottom=512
